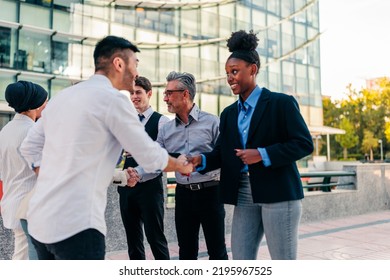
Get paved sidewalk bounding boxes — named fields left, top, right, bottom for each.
left=106, top=210, right=390, bottom=260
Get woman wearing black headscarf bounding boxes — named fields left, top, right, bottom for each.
left=0, top=81, right=48, bottom=259
left=191, top=30, right=314, bottom=260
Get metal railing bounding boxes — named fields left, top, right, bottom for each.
left=300, top=170, right=356, bottom=192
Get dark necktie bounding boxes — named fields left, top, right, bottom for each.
left=138, top=114, right=145, bottom=122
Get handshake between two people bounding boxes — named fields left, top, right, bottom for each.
left=123, top=154, right=202, bottom=187
left=123, top=149, right=262, bottom=187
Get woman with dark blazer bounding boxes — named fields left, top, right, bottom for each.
left=192, top=30, right=314, bottom=259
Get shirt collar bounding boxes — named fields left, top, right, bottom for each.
left=13, top=113, right=35, bottom=123
left=175, top=103, right=199, bottom=126
left=90, top=74, right=113, bottom=87
left=237, top=85, right=262, bottom=112
left=139, top=106, right=153, bottom=119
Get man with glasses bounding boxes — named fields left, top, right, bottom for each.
left=155, top=71, right=228, bottom=260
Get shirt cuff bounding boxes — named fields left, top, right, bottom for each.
left=258, top=148, right=271, bottom=167
left=195, top=154, right=207, bottom=172
left=134, top=166, right=144, bottom=182
left=112, top=169, right=128, bottom=187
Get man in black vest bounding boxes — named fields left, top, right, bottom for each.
left=117, top=76, right=170, bottom=260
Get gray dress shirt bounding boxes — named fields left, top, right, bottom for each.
left=157, top=104, right=220, bottom=184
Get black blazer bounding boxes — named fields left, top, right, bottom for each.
left=202, top=88, right=314, bottom=205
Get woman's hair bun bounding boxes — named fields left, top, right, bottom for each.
left=227, top=30, right=258, bottom=52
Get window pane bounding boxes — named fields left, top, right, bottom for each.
left=252, top=9, right=266, bottom=28
left=81, top=44, right=94, bottom=78
left=53, top=9, right=72, bottom=33
left=219, top=94, right=236, bottom=111
left=201, top=9, right=218, bottom=38
left=0, top=73, right=15, bottom=102
left=18, top=31, right=50, bottom=73
left=159, top=49, right=179, bottom=82
left=200, top=93, right=218, bottom=115
left=82, top=7, right=109, bottom=38
left=54, top=0, right=82, bottom=9
left=267, top=0, right=280, bottom=15
left=52, top=41, right=69, bottom=75
left=0, top=0, right=17, bottom=22
left=51, top=78, right=73, bottom=98
left=181, top=56, right=199, bottom=75
left=182, top=47, right=199, bottom=73
left=181, top=10, right=198, bottom=38
left=20, top=3, right=50, bottom=28
left=0, top=27, right=15, bottom=68
left=64, top=43, right=82, bottom=77
left=137, top=49, right=156, bottom=81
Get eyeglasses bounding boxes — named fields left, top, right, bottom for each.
left=163, top=89, right=185, bottom=98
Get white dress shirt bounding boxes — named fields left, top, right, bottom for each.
left=135, top=106, right=170, bottom=182
left=0, top=114, right=37, bottom=230
left=20, top=74, right=168, bottom=243
left=139, top=106, right=170, bottom=131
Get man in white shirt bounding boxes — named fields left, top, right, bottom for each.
left=0, top=81, right=48, bottom=260
left=20, top=36, right=192, bottom=260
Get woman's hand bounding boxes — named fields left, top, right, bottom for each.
left=235, top=149, right=262, bottom=165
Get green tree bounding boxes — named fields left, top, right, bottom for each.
left=361, top=130, right=378, bottom=161
left=322, top=96, right=343, bottom=158
left=322, top=96, right=343, bottom=128
left=385, top=122, right=390, bottom=143
left=323, top=78, right=390, bottom=160
left=335, top=118, right=359, bottom=159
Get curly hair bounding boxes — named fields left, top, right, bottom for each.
left=226, top=30, right=260, bottom=71
left=227, top=30, right=259, bottom=52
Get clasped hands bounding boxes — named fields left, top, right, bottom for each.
left=124, top=149, right=260, bottom=187
left=124, top=154, right=194, bottom=187
left=125, top=167, right=140, bottom=187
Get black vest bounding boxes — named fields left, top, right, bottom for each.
left=123, top=111, right=162, bottom=170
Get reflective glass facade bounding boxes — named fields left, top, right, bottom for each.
left=0, top=0, right=323, bottom=128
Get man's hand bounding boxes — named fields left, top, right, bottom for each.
left=176, top=154, right=193, bottom=176
left=126, top=167, right=140, bottom=187
left=235, top=149, right=262, bottom=165
left=186, top=154, right=202, bottom=167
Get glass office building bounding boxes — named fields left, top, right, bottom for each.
left=0, top=0, right=322, bottom=129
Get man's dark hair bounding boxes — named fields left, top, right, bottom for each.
left=93, top=35, right=140, bottom=72
left=135, top=76, right=152, bottom=92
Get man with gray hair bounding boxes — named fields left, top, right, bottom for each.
left=157, top=71, right=228, bottom=259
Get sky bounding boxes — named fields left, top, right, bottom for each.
left=319, top=0, right=390, bottom=100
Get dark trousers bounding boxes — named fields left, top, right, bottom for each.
left=118, top=178, right=169, bottom=260
left=31, top=228, right=105, bottom=260
left=175, top=184, right=228, bottom=260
